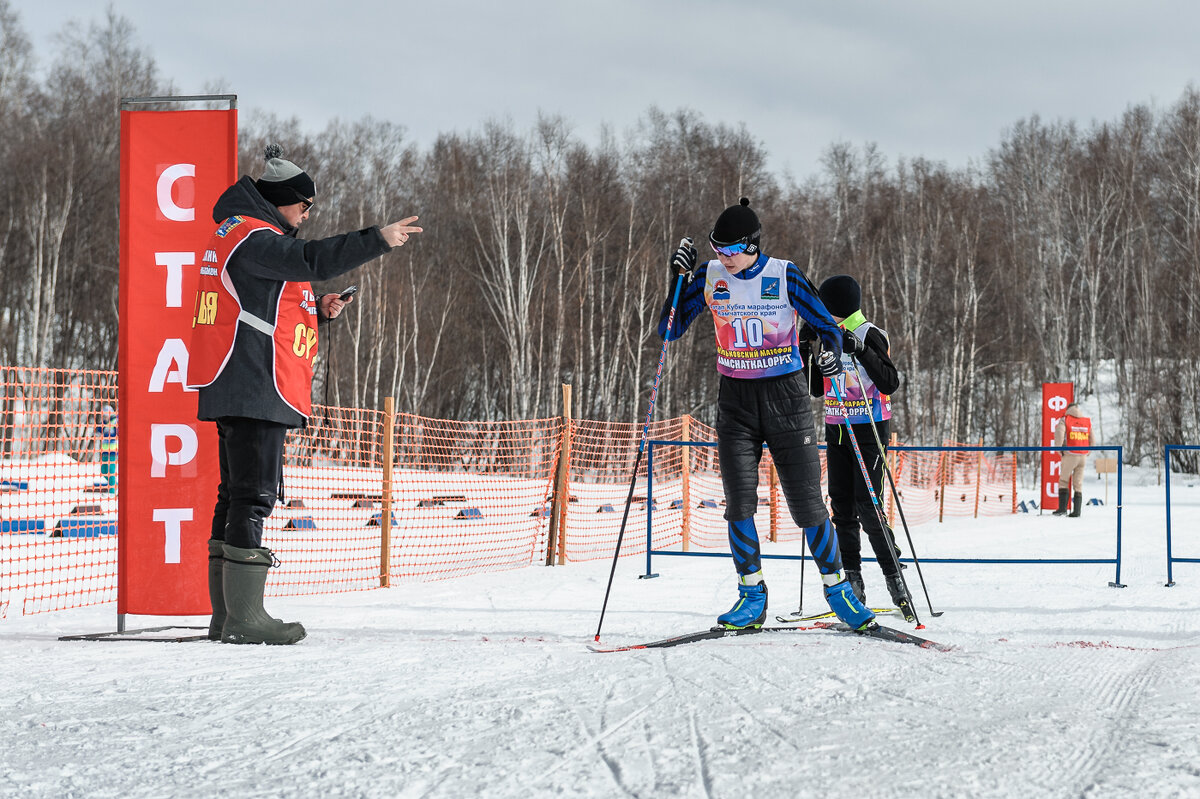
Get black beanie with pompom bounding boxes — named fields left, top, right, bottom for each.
left=254, top=144, right=316, bottom=207
left=710, top=197, right=761, bottom=248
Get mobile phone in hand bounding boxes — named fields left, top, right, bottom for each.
left=338, top=285, right=359, bottom=301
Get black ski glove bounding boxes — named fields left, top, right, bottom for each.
left=842, top=329, right=865, bottom=356
left=817, top=350, right=842, bottom=377
left=670, top=239, right=697, bottom=281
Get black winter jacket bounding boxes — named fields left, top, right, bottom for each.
left=196, top=176, right=392, bottom=427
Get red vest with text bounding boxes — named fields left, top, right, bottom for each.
left=188, top=215, right=319, bottom=418
left=1063, top=414, right=1091, bottom=454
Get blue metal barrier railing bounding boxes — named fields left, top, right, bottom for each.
left=1165, top=445, right=1200, bottom=587
left=644, top=442, right=1125, bottom=587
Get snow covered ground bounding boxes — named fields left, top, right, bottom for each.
left=3, top=467, right=1200, bottom=799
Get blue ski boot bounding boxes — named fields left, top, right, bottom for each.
left=718, top=572, right=768, bottom=629
left=823, top=572, right=875, bottom=630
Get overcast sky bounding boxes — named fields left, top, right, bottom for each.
left=16, top=0, right=1200, bottom=178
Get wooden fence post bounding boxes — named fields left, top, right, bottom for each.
left=380, top=396, right=394, bottom=588
left=769, top=462, right=779, bottom=543
left=547, top=384, right=572, bottom=566
left=1011, top=452, right=1019, bottom=513
left=973, top=436, right=984, bottom=519
left=887, top=432, right=897, bottom=528
left=681, top=414, right=691, bottom=552
left=938, top=451, right=947, bottom=524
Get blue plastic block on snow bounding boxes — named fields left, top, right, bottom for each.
left=284, top=516, right=316, bottom=529
left=54, top=518, right=117, bottom=538
left=1, top=519, right=45, bottom=534
left=455, top=507, right=483, bottom=520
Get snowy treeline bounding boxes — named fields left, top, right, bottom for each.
left=1, top=5, right=1198, bottom=466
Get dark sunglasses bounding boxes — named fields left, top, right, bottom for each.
left=288, top=187, right=314, bottom=212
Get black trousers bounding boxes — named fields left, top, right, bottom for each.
left=717, top=372, right=827, bottom=528
left=209, top=417, right=290, bottom=550
left=826, top=419, right=899, bottom=574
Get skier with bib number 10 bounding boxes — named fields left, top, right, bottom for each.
left=657, top=198, right=874, bottom=631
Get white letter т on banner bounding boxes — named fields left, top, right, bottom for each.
left=152, top=508, right=193, bottom=564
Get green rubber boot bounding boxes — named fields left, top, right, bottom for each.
left=220, top=544, right=306, bottom=645
left=207, top=539, right=226, bottom=641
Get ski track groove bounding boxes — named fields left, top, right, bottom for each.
left=687, top=704, right=715, bottom=799
left=1057, top=651, right=1163, bottom=794
left=577, top=679, right=667, bottom=798
left=666, top=649, right=809, bottom=760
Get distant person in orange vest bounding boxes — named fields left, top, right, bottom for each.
left=187, top=144, right=422, bottom=645
left=1053, top=403, right=1092, bottom=517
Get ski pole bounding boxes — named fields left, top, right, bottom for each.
left=848, top=355, right=942, bottom=617
left=827, top=375, right=925, bottom=628
left=594, top=237, right=692, bottom=642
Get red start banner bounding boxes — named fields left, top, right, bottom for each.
left=118, top=108, right=237, bottom=616
left=1040, top=382, right=1074, bottom=512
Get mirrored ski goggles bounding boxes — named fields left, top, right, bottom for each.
left=710, top=240, right=749, bottom=257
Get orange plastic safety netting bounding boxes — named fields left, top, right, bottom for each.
left=886, top=443, right=1018, bottom=527
left=384, top=414, right=559, bottom=582
left=554, top=417, right=683, bottom=562
left=0, top=367, right=119, bottom=617
left=263, top=409, right=560, bottom=595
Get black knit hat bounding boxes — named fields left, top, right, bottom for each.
left=710, top=197, right=761, bottom=254
left=819, top=275, right=861, bottom=318
left=254, top=144, right=316, bottom=207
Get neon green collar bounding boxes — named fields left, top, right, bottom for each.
left=840, top=310, right=867, bottom=332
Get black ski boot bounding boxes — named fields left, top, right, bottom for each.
left=1051, top=488, right=1069, bottom=516
left=885, top=572, right=916, bottom=622
left=1068, top=491, right=1082, bottom=518
left=845, top=569, right=866, bottom=604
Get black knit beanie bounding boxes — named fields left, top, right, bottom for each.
left=710, top=197, right=761, bottom=250
left=254, top=144, right=316, bottom=207
left=819, top=275, right=861, bottom=318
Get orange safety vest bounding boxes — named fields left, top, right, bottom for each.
left=1063, top=414, right=1091, bottom=454
left=187, top=215, right=319, bottom=418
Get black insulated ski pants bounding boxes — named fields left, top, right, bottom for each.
left=716, top=372, right=827, bottom=528
left=826, top=419, right=896, bottom=574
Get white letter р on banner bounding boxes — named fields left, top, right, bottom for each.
left=150, top=423, right=198, bottom=478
